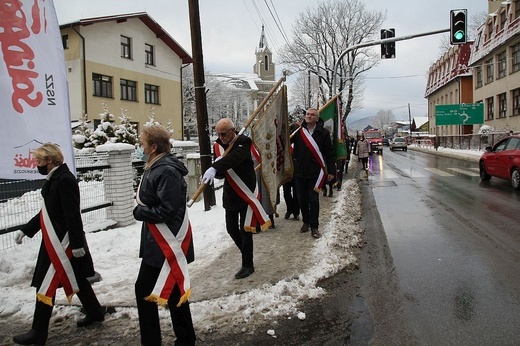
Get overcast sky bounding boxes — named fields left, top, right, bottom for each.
left=53, top=0, right=488, bottom=121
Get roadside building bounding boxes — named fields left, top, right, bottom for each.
left=60, top=12, right=192, bottom=139
left=425, top=42, right=474, bottom=136
left=469, top=0, right=520, bottom=133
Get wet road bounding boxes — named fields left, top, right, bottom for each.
left=370, top=148, right=520, bottom=345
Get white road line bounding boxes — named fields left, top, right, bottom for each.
left=446, top=167, right=480, bottom=177
left=424, top=168, right=454, bottom=177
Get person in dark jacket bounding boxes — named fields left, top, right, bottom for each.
left=291, top=108, right=336, bottom=239
left=133, top=125, right=196, bottom=346
left=202, top=118, right=264, bottom=279
left=13, top=143, right=104, bottom=346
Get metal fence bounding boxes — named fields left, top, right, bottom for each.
left=413, top=132, right=513, bottom=151
left=0, top=152, right=146, bottom=251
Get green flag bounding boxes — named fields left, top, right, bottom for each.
left=319, top=96, right=347, bottom=160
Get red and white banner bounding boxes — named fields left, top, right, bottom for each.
left=0, top=0, right=74, bottom=180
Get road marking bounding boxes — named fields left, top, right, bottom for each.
left=424, top=168, right=454, bottom=176
left=446, top=167, right=480, bottom=177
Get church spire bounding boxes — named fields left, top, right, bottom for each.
left=258, top=24, right=267, bottom=49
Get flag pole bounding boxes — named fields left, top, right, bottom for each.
left=187, top=75, right=286, bottom=207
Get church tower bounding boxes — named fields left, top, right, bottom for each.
left=253, top=25, right=275, bottom=81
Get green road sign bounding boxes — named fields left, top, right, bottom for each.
left=435, top=103, right=484, bottom=126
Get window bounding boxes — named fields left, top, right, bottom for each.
left=144, top=84, right=159, bottom=104
left=498, top=51, right=507, bottom=79
left=120, top=79, right=137, bottom=101
left=92, top=73, right=113, bottom=98
left=487, top=22, right=493, bottom=40
left=476, top=66, right=483, bottom=88
left=264, top=55, right=269, bottom=71
left=512, top=88, right=520, bottom=116
left=498, top=93, right=507, bottom=118
left=512, top=42, right=520, bottom=73
left=121, top=35, right=132, bottom=59
left=62, top=34, right=68, bottom=49
left=486, top=58, right=494, bottom=84
left=486, top=96, right=494, bottom=120
left=500, top=11, right=507, bottom=30
left=506, top=138, right=520, bottom=150
left=516, top=0, right=520, bottom=20
left=145, top=44, right=155, bottom=65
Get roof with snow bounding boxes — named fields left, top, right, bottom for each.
left=412, top=117, right=429, bottom=128
left=59, top=12, right=193, bottom=64
left=208, top=73, right=262, bottom=91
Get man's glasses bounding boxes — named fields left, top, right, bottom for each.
left=217, top=128, right=233, bottom=137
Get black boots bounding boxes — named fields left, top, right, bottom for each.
left=77, top=307, right=105, bottom=327
left=235, top=266, right=254, bottom=279
left=13, top=329, right=48, bottom=345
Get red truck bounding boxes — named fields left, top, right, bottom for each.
left=362, top=129, right=383, bottom=155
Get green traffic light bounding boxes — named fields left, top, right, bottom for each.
left=454, top=30, right=465, bottom=40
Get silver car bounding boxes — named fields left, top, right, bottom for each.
left=390, top=137, right=407, bottom=151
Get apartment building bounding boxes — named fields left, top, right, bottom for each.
left=469, top=0, right=520, bottom=132
left=60, top=12, right=192, bottom=139
left=425, top=43, right=474, bottom=136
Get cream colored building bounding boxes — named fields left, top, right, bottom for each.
left=60, top=12, right=192, bottom=139
left=469, top=0, right=520, bottom=132
left=425, top=43, right=474, bottom=136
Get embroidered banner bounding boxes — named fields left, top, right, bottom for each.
left=251, top=85, right=292, bottom=212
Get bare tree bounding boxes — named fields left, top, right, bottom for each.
left=374, top=108, right=395, bottom=130
left=278, top=0, right=386, bottom=120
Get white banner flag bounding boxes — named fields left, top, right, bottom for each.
left=0, top=0, right=74, bottom=180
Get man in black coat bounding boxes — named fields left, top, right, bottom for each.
left=291, top=108, right=336, bottom=239
left=13, top=143, right=104, bottom=346
left=202, top=118, right=259, bottom=279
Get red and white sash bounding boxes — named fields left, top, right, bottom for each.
left=38, top=199, right=79, bottom=306
left=136, top=189, right=192, bottom=307
left=214, top=143, right=271, bottom=232
left=300, top=128, right=327, bottom=191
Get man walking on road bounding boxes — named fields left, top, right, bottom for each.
left=291, top=108, right=336, bottom=239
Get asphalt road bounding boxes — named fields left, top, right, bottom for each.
left=371, top=147, right=520, bottom=345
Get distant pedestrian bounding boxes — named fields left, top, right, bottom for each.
left=356, top=135, right=370, bottom=170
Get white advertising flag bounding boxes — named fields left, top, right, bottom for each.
left=0, top=0, right=74, bottom=180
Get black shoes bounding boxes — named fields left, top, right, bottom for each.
left=311, top=228, right=321, bottom=239
left=284, top=212, right=291, bottom=219
left=13, top=329, right=47, bottom=345
left=77, top=307, right=105, bottom=327
left=293, top=215, right=299, bottom=221
left=235, top=266, right=254, bottom=279
left=300, top=223, right=309, bottom=233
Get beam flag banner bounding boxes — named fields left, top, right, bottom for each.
left=319, top=95, right=347, bottom=160
left=251, top=84, right=293, bottom=212
left=0, top=0, right=74, bottom=180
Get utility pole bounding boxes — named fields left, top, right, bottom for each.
left=408, top=103, right=412, bottom=138
left=188, top=0, right=215, bottom=210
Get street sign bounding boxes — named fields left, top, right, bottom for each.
left=435, top=103, right=484, bottom=125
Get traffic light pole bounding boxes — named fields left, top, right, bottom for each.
left=332, top=28, right=450, bottom=95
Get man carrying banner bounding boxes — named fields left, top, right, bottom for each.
left=291, top=108, right=336, bottom=239
left=133, top=125, right=196, bottom=346
left=203, top=118, right=270, bottom=279
left=13, top=143, right=105, bottom=346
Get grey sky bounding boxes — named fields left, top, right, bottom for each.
left=54, top=0, right=488, bottom=121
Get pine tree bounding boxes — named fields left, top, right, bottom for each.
left=89, top=101, right=117, bottom=146
left=72, top=113, right=94, bottom=150
left=115, top=108, right=138, bottom=145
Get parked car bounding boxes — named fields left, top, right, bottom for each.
left=479, top=135, right=520, bottom=190
left=390, top=137, right=407, bottom=151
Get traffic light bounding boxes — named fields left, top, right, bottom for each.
left=380, top=28, right=395, bottom=59
left=450, top=9, right=467, bottom=44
